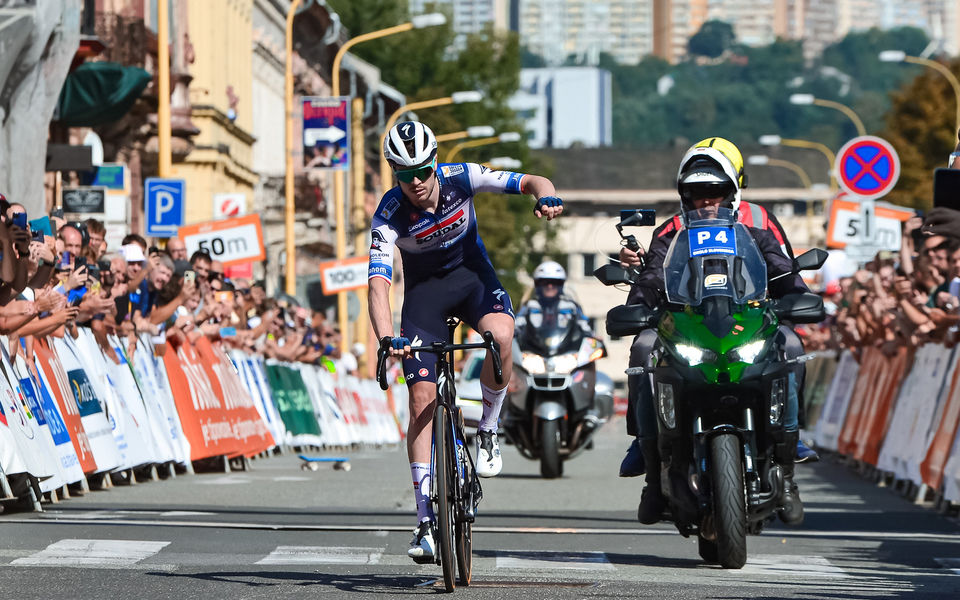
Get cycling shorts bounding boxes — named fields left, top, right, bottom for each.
left=400, top=264, right=514, bottom=385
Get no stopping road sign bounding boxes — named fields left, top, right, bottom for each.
left=835, top=136, right=900, bottom=199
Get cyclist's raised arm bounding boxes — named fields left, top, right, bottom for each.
left=368, top=219, right=398, bottom=341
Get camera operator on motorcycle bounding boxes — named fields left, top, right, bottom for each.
left=515, top=261, right=592, bottom=339
left=616, top=137, right=811, bottom=525
left=367, top=121, right=563, bottom=563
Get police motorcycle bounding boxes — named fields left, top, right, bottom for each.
left=595, top=207, right=826, bottom=569
left=504, top=301, right=607, bottom=478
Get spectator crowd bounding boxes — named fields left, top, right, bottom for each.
left=800, top=206, right=960, bottom=354
left=0, top=194, right=364, bottom=375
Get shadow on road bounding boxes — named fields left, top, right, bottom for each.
left=146, top=570, right=433, bottom=594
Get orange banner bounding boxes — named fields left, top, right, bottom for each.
left=920, top=352, right=960, bottom=490
left=852, top=347, right=913, bottom=465
left=32, top=338, right=99, bottom=475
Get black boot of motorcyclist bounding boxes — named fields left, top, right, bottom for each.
left=637, top=438, right=667, bottom=524
left=778, top=430, right=805, bottom=526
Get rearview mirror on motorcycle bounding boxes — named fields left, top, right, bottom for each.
left=792, top=248, right=829, bottom=272
left=594, top=264, right=634, bottom=286
left=619, top=209, right=657, bottom=227
left=606, top=303, right=658, bottom=336
left=771, top=292, right=825, bottom=324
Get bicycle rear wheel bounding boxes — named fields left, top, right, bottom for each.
left=433, top=404, right=457, bottom=591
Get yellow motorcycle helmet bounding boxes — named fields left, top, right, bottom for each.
left=676, top=137, right=747, bottom=213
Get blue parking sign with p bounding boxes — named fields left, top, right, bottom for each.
left=145, top=178, right=185, bottom=237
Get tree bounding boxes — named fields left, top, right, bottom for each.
left=688, top=20, right=735, bottom=59
left=879, top=58, right=960, bottom=210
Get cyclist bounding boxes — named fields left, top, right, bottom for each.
left=367, top=121, right=563, bottom=562
left=617, top=137, right=810, bottom=525
left=515, top=260, right=592, bottom=339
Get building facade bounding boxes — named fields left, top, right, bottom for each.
left=510, top=67, right=612, bottom=148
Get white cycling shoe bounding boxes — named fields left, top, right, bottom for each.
left=476, top=429, right=503, bottom=477
left=407, top=520, right=436, bottom=564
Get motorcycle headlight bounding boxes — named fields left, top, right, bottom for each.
left=548, top=353, right=579, bottom=374
left=673, top=343, right=713, bottom=366
left=521, top=353, right=546, bottom=374
left=728, top=339, right=767, bottom=364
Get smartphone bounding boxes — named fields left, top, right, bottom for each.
left=219, top=326, right=237, bottom=338
left=31, top=229, right=44, bottom=243
left=50, top=207, right=64, bottom=219
left=620, top=209, right=657, bottom=226
left=12, top=213, right=27, bottom=229
left=74, top=255, right=87, bottom=269
left=68, top=286, right=87, bottom=307
left=183, top=270, right=196, bottom=283
left=933, top=168, right=960, bottom=210
left=59, top=251, right=71, bottom=270
left=29, top=216, right=52, bottom=237
left=90, top=280, right=101, bottom=294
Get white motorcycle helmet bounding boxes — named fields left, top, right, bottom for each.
left=533, top=261, right=566, bottom=298
left=383, top=120, right=437, bottom=168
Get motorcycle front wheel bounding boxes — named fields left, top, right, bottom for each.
left=539, top=419, right=563, bottom=479
left=711, top=433, right=747, bottom=569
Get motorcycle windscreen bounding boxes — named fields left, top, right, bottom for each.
left=519, top=302, right=584, bottom=357
left=663, top=208, right=767, bottom=306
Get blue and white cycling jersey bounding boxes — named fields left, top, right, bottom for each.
left=368, top=162, right=525, bottom=288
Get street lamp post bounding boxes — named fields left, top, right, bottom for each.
left=759, top=134, right=837, bottom=191
left=157, top=0, right=171, bottom=178
left=445, top=131, right=522, bottom=163
left=747, top=155, right=813, bottom=189
left=435, top=125, right=496, bottom=143
left=879, top=50, right=960, bottom=136
left=377, top=91, right=485, bottom=192
left=790, top=93, right=867, bottom=137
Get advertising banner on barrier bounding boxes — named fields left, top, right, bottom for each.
left=133, top=335, right=190, bottom=465
left=230, top=352, right=287, bottom=446
left=15, top=353, right=84, bottom=485
left=164, top=340, right=241, bottom=460
left=920, top=351, right=960, bottom=490
left=195, top=338, right=274, bottom=457
left=265, top=362, right=322, bottom=445
left=35, top=338, right=109, bottom=474
left=853, top=347, right=912, bottom=465
left=801, top=352, right=839, bottom=432
left=815, top=350, right=859, bottom=451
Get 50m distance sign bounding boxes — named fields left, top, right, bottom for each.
left=178, top=214, right=265, bottom=268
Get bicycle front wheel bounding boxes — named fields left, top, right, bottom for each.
left=433, top=403, right=457, bottom=592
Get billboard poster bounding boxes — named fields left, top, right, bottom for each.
left=302, top=96, right=350, bottom=170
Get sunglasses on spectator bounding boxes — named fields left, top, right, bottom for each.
left=394, top=159, right=436, bottom=184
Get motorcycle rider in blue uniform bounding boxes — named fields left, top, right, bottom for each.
left=367, top=121, right=563, bottom=562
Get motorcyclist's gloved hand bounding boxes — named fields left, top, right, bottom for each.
left=534, top=196, right=563, bottom=220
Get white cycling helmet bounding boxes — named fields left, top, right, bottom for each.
left=383, top=121, right=437, bottom=168
left=532, top=260, right=566, bottom=283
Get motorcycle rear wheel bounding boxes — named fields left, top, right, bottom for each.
left=539, top=419, right=563, bottom=478
left=711, top=433, right=747, bottom=569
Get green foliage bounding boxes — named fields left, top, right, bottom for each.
left=607, top=27, right=928, bottom=151
left=688, top=20, right=735, bottom=58
left=879, top=58, right=960, bottom=210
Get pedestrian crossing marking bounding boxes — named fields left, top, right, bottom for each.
left=256, top=546, right=384, bottom=565
left=495, top=550, right=615, bottom=571
left=934, top=558, right=960, bottom=575
left=11, top=539, right=170, bottom=568
left=734, top=554, right=848, bottom=578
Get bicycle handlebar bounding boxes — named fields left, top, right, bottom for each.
left=375, top=331, right=503, bottom=390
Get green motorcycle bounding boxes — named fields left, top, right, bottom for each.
left=596, top=207, right=826, bottom=569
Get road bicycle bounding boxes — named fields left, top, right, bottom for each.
left=378, top=319, right=502, bottom=591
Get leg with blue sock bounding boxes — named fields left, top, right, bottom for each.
left=621, top=329, right=657, bottom=477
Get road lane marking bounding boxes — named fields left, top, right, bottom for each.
left=934, top=558, right=960, bottom=575
left=733, top=554, right=848, bottom=578
left=6, top=517, right=960, bottom=544
left=10, top=539, right=170, bottom=568
left=495, top=550, right=615, bottom=571
left=256, top=546, right=384, bottom=565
